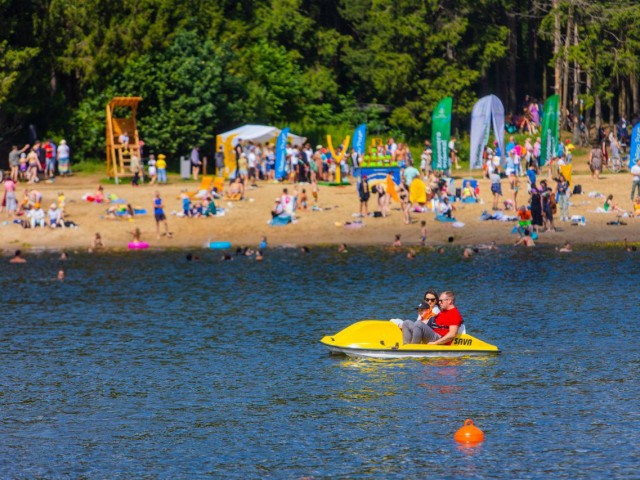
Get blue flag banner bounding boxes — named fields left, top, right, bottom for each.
left=352, top=124, right=367, bottom=155
left=275, top=127, right=290, bottom=180
left=630, top=123, right=640, bottom=168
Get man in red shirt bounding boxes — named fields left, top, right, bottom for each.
left=427, top=291, right=464, bottom=345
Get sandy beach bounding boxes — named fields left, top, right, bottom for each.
left=2, top=161, right=639, bottom=253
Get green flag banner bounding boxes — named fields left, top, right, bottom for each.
left=431, top=97, right=452, bottom=171
left=540, top=94, right=559, bottom=167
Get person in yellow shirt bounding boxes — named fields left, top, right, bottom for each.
left=565, top=140, right=575, bottom=163
left=156, top=154, right=167, bottom=183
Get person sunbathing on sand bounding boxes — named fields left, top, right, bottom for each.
left=225, top=178, right=244, bottom=200
left=604, top=194, right=624, bottom=213
left=462, top=181, right=477, bottom=201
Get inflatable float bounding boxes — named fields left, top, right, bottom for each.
left=128, top=241, right=149, bottom=250
left=320, top=320, right=500, bottom=359
left=209, top=241, right=232, bottom=249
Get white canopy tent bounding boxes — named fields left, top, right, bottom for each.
left=217, top=124, right=306, bottom=146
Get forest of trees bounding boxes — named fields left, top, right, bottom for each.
left=1, top=0, right=640, bottom=162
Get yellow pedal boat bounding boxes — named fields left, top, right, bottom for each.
left=320, top=320, right=500, bottom=359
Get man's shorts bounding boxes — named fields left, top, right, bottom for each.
left=155, top=213, right=166, bottom=222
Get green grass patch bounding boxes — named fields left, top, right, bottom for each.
left=73, top=159, right=105, bottom=174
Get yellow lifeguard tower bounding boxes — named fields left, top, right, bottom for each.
left=106, top=97, right=143, bottom=179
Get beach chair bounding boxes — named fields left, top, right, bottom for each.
left=461, top=178, right=479, bottom=203
left=212, top=176, right=225, bottom=194
left=187, top=176, right=214, bottom=199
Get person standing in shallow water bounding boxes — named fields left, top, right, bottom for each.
left=9, top=250, right=26, bottom=263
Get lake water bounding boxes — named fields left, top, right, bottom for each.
left=1, top=247, right=638, bottom=478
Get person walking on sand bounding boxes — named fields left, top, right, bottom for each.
left=153, top=191, right=171, bottom=238
left=420, top=220, right=427, bottom=246
left=490, top=167, right=503, bottom=210
left=191, top=146, right=202, bottom=181
left=589, top=142, right=603, bottom=180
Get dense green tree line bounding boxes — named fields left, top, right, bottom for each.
left=1, top=0, right=639, bottom=162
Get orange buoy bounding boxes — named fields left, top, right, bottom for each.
left=454, top=419, right=485, bottom=443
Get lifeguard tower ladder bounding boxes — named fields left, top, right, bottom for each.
left=106, top=97, right=143, bottom=180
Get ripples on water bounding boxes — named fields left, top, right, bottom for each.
left=0, top=247, right=639, bottom=478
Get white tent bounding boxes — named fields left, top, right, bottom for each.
left=469, top=95, right=505, bottom=169
left=217, top=124, right=306, bottom=146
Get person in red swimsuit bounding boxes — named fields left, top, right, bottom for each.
left=427, top=291, right=464, bottom=345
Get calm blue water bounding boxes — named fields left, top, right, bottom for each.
left=1, top=247, right=638, bottom=478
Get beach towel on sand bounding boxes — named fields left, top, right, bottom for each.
left=270, top=215, right=292, bottom=226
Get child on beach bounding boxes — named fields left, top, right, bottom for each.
left=148, top=154, right=157, bottom=185
left=92, top=233, right=104, bottom=249
left=392, top=234, right=402, bottom=247
left=299, top=189, right=308, bottom=210
left=420, top=220, right=427, bottom=246
left=130, top=227, right=142, bottom=242
left=156, top=154, right=167, bottom=183
left=180, top=190, right=192, bottom=217
left=514, top=230, right=535, bottom=247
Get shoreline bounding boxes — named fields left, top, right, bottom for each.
left=2, top=166, right=639, bottom=253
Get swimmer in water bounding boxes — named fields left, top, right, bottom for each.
left=255, top=250, right=263, bottom=261
left=392, top=234, right=402, bottom=247
left=338, top=243, right=348, bottom=253
left=9, top=249, right=26, bottom=263
left=557, top=241, right=572, bottom=253
left=57, top=269, right=65, bottom=280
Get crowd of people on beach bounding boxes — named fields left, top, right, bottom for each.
left=3, top=99, right=640, bottom=255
